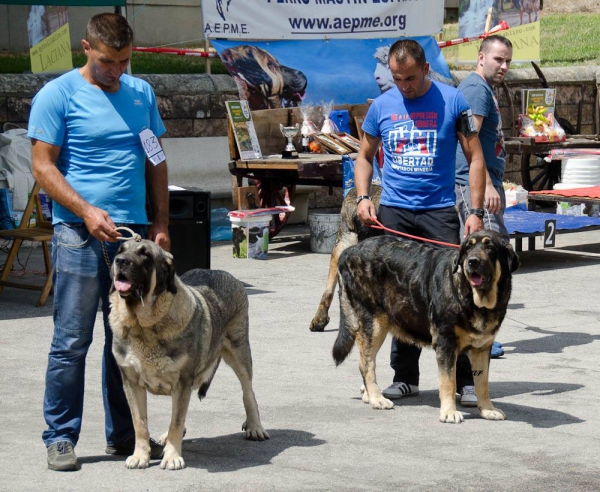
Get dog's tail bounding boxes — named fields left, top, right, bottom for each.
left=197, top=357, right=222, bottom=401
left=332, top=316, right=356, bottom=366
left=332, top=274, right=357, bottom=366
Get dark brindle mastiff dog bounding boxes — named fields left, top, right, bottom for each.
left=309, top=185, right=382, bottom=332
left=109, top=239, right=269, bottom=470
left=332, top=230, right=519, bottom=423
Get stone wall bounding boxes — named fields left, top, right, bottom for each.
left=3, top=66, right=597, bottom=140
left=0, top=73, right=239, bottom=138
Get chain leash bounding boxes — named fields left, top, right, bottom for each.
left=101, top=226, right=143, bottom=269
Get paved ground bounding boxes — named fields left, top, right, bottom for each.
left=1, top=225, right=600, bottom=491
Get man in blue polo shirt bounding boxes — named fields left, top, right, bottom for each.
left=28, top=13, right=170, bottom=471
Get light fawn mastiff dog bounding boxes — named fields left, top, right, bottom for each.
left=109, top=239, right=269, bottom=470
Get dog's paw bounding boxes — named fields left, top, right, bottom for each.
left=125, top=454, right=150, bottom=469
left=369, top=396, right=395, bottom=410
left=309, top=316, right=328, bottom=332
left=158, top=432, right=168, bottom=446
left=242, top=421, right=270, bottom=441
left=360, top=384, right=370, bottom=404
left=158, top=427, right=187, bottom=446
left=439, top=410, right=464, bottom=424
left=160, top=454, right=185, bottom=471
left=480, top=407, right=506, bottom=421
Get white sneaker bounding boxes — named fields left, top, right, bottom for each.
left=459, top=385, right=478, bottom=407
left=382, top=382, right=419, bottom=399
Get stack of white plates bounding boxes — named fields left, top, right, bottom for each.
left=560, top=156, right=600, bottom=188
left=553, top=183, right=594, bottom=191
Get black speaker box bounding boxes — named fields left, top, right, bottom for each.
left=168, top=187, right=211, bottom=274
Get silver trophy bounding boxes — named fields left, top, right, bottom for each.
left=279, top=123, right=300, bottom=159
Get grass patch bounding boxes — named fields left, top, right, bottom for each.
left=0, top=54, right=31, bottom=74
left=441, top=22, right=460, bottom=69
left=0, top=50, right=228, bottom=75
left=442, top=12, right=600, bottom=69
left=130, top=52, right=228, bottom=75
left=1, top=12, right=599, bottom=74
left=540, top=13, right=600, bottom=66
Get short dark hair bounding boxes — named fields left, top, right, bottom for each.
left=86, top=13, right=133, bottom=51
left=388, top=39, right=427, bottom=68
left=479, top=35, right=512, bottom=54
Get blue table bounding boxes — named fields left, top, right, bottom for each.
left=505, top=204, right=600, bottom=251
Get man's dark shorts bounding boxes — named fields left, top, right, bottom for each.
left=378, top=204, right=460, bottom=246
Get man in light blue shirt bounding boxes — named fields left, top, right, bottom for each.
left=28, top=13, right=169, bottom=472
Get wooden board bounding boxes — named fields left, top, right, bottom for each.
left=354, top=116, right=365, bottom=140
left=226, top=117, right=239, bottom=161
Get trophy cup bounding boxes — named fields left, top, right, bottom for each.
left=279, top=123, right=300, bottom=159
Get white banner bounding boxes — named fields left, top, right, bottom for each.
left=202, top=0, right=445, bottom=40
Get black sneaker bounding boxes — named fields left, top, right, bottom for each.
left=382, top=382, right=419, bottom=399
left=105, top=436, right=164, bottom=460
left=47, top=441, right=80, bottom=471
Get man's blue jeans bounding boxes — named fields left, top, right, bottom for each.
left=42, top=222, right=146, bottom=448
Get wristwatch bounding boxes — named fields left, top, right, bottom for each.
left=356, top=195, right=372, bottom=205
left=470, top=208, right=485, bottom=219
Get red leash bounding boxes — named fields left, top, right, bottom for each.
left=368, top=218, right=460, bottom=249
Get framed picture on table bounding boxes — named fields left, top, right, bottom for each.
left=314, top=133, right=353, bottom=155
left=331, top=132, right=361, bottom=153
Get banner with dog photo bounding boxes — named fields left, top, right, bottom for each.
left=211, top=37, right=453, bottom=110
left=457, top=0, right=541, bottom=64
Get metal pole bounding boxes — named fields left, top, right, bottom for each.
left=115, top=5, right=132, bottom=76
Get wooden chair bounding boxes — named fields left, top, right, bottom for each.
left=0, top=181, right=54, bottom=306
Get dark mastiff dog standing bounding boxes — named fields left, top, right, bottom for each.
left=332, top=230, right=519, bottom=423
left=109, top=239, right=269, bottom=470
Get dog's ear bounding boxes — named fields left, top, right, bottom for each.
left=157, top=250, right=178, bottom=295
left=164, top=251, right=178, bottom=295
left=453, top=237, right=469, bottom=273
left=504, top=241, right=520, bottom=273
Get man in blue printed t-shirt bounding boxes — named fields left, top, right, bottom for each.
left=354, top=39, right=487, bottom=408
left=28, top=13, right=170, bottom=471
